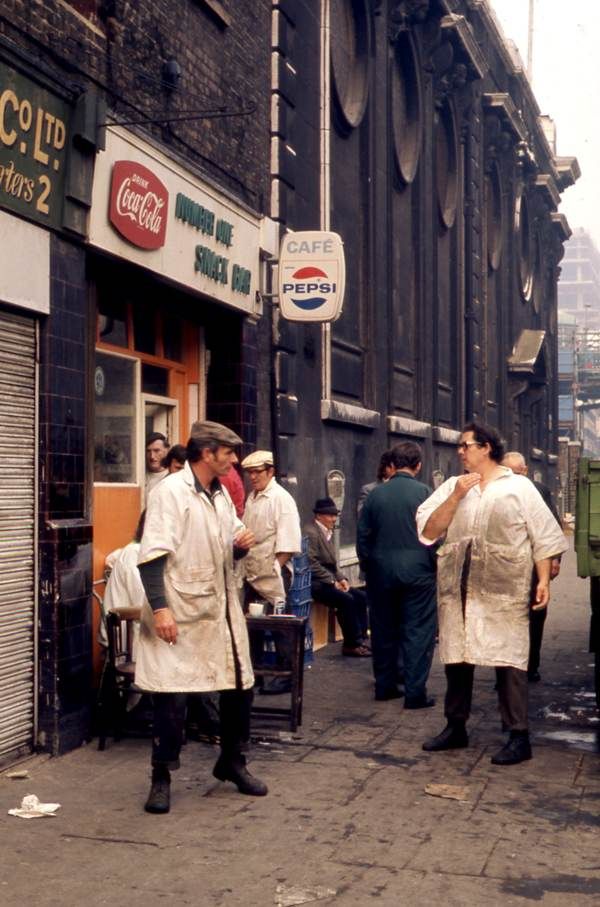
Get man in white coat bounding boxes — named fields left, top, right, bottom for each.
left=416, top=422, right=567, bottom=765
left=136, top=420, right=267, bottom=813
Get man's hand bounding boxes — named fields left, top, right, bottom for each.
left=154, top=608, right=178, bottom=644
left=453, top=473, right=481, bottom=499
left=550, top=558, right=561, bottom=580
left=234, top=529, right=255, bottom=550
left=532, top=580, right=550, bottom=611
left=335, top=578, right=350, bottom=592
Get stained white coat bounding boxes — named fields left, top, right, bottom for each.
left=135, top=463, right=254, bottom=692
left=416, top=470, right=567, bottom=670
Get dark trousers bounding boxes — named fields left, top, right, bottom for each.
left=151, top=688, right=253, bottom=769
left=369, top=579, right=436, bottom=699
left=311, top=582, right=368, bottom=648
left=528, top=606, right=547, bottom=677
left=444, top=662, right=529, bottom=732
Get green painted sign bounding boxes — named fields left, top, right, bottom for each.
left=0, top=62, right=70, bottom=230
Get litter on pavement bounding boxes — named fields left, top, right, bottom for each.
left=8, top=794, right=61, bottom=819
left=424, top=783, right=470, bottom=802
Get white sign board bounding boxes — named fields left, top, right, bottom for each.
left=89, top=127, right=261, bottom=316
left=278, top=231, right=345, bottom=322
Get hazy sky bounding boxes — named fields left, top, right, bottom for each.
left=491, top=0, right=600, bottom=244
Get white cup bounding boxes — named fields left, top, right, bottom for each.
left=248, top=602, right=264, bottom=617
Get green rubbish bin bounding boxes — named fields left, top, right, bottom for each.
left=575, top=457, right=600, bottom=707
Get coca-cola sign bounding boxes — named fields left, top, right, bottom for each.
left=109, top=160, right=168, bottom=250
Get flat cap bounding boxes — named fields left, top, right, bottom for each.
left=189, top=420, right=242, bottom=447
left=241, top=450, right=274, bottom=470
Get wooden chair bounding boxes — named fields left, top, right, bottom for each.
left=246, top=615, right=307, bottom=732
left=96, top=607, right=141, bottom=750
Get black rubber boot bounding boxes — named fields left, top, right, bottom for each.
left=422, top=722, right=469, bottom=752
left=144, top=766, right=171, bottom=814
left=213, top=754, right=268, bottom=796
left=490, top=731, right=532, bottom=765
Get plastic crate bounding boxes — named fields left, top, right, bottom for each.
left=292, top=552, right=310, bottom=573
left=290, top=567, right=311, bottom=592
left=288, top=598, right=311, bottom=620
left=301, top=536, right=309, bottom=555
left=287, top=584, right=311, bottom=609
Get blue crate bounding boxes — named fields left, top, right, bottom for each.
left=301, top=536, right=309, bottom=555
left=288, top=599, right=311, bottom=620
left=287, top=585, right=311, bottom=609
left=290, top=567, right=311, bottom=592
left=292, top=552, right=310, bottom=573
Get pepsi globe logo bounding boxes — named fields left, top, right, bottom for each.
left=282, top=266, right=336, bottom=310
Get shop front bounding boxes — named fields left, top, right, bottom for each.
left=0, top=43, right=101, bottom=761
left=88, top=126, right=274, bottom=645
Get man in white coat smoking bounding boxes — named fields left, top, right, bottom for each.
left=136, top=420, right=268, bottom=814
left=416, top=422, right=567, bottom=765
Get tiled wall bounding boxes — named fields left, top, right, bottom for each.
left=38, top=237, right=93, bottom=754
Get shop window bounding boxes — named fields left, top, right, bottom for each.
left=98, top=298, right=128, bottom=348
left=133, top=306, right=158, bottom=356
left=163, top=315, right=183, bottom=362
left=94, top=352, right=137, bottom=483
left=142, top=364, right=169, bottom=396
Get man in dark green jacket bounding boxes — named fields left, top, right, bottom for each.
left=357, top=442, right=437, bottom=706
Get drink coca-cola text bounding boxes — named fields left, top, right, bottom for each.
left=109, top=161, right=168, bottom=250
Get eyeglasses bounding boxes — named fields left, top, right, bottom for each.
left=456, top=441, right=481, bottom=452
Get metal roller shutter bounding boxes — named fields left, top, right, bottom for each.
left=0, top=309, right=36, bottom=762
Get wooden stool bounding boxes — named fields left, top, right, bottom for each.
left=246, top=615, right=307, bottom=732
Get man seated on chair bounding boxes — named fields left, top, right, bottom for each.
left=304, top=498, right=370, bottom=657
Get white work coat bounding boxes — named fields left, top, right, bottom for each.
left=135, top=463, right=254, bottom=693
left=416, top=469, right=567, bottom=670
left=99, top=542, right=144, bottom=658
left=242, top=477, right=301, bottom=605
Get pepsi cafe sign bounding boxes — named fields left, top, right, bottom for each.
left=278, top=231, right=346, bottom=322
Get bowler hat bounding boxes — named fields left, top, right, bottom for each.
left=189, top=420, right=242, bottom=448
left=313, top=496, right=339, bottom=515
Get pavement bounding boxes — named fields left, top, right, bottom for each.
left=2, top=541, right=600, bottom=906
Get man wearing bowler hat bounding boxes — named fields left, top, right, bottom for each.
left=136, top=420, right=268, bottom=813
left=304, top=497, right=370, bottom=657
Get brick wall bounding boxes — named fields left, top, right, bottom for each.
left=1, top=0, right=271, bottom=209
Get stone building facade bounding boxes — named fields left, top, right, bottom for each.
left=267, top=0, right=578, bottom=556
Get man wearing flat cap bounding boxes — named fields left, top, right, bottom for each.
left=241, top=450, right=301, bottom=613
left=304, top=498, right=370, bottom=657
left=136, top=420, right=268, bottom=814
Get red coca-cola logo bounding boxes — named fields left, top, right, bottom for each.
left=109, top=160, right=168, bottom=250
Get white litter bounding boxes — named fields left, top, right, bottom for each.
left=5, top=770, right=29, bottom=780
left=8, top=794, right=61, bottom=819
left=274, top=883, right=338, bottom=906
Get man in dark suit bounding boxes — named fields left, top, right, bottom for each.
left=305, top=498, right=370, bottom=657
left=357, top=442, right=437, bottom=705
left=502, top=452, right=562, bottom=682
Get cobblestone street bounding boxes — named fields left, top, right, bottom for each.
left=2, top=541, right=599, bottom=906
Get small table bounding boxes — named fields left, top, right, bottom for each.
left=246, top=615, right=307, bottom=732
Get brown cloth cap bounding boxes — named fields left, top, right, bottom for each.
left=189, top=420, right=242, bottom=448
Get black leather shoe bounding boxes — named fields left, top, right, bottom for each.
left=375, top=687, right=404, bottom=701
left=144, top=773, right=171, bottom=814
left=491, top=733, right=532, bottom=765
left=404, top=695, right=436, bottom=710
left=528, top=671, right=541, bottom=683
left=213, top=756, right=268, bottom=796
left=422, top=724, right=468, bottom=751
